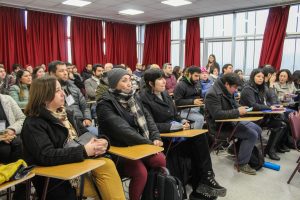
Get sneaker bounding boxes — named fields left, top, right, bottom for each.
left=189, top=191, right=217, bottom=200
left=196, top=171, right=227, bottom=197
left=237, top=164, right=256, bottom=175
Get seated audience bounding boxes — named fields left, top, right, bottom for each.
left=125, top=66, right=140, bottom=91
left=206, top=54, right=220, bottom=73
left=140, top=69, right=226, bottom=200
left=172, top=65, right=182, bottom=80
left=21, top=76, right=125, bottom=200
left=240, top=68, right=288, bottom=160
left=67, top=62, right=85, bottom=95
left=85, top=64, right=103, bottom=101
left=209, top=66, right=219, bottom=83
left=104, top=63, right=113, bottom=72
left=163, top=63, right=177, bottom=95
left=234, top=69, right=246, bottom=92
left=97, top=68, right=166, bottom=200
left=274, top=69, right=298, bottom=105
left=96, top=72, right=110, bottom=101
left=205, top=73, right=262, bottom=175
left=0, top=65, right=15, bottom=94
left=32, top=66, right=45, bottom=79
left=174, top=66, right=205, bottom=129
left=133, top=63, right=145, bottom=78
left=48, top=60, right=98, bottom=136
left=221, top=64, right=234, bottom=76
left=9, top=69, right=32, bottom=108
left=200, top=67, right=213, bottom=98
left=25, top=64, right=33, bottom=74
left=81, top=63, right=93, bottom=81
left=11, top=64, right=21, bottom=80
left=293, top=70, right=300, bottom=90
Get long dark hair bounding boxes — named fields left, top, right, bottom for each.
left=249, top=68, right=265, bottom=97
left=277, top=69, right=293, bottom=83
left=15, top=69, right=31, bottom=100
left=25, top=76, right=57, bottom=116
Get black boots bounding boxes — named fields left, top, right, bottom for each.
left=265, top=130, right=283, bottom=161
left=196, top=171, right=227, bottom=197
left=189, top=191, right=217, bottom=200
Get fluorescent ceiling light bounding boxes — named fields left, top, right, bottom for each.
left=119, top=9, right=144, bottom=15
left=161, top=0, right=192, bottom=7
left=62, top=0, right=91, bottom=7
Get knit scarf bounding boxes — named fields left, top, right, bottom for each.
left=49, top=107, right=78, bottom=141
left=109, top=89, right=149, bottom=139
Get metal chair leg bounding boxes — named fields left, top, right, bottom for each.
left=287, top=159, right=300, bottom=184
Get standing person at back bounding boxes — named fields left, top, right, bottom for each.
left=206, top=54, right=220, bottom=73
left=163, top=63, right=177, bottom=95
left=173, top=67, right=204, bottom=129
left=48, top=60, right=98, bottom=136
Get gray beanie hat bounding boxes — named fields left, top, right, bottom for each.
left=107, top=68, right=130, bottom=89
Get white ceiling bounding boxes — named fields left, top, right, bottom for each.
left=0, top=0, right=297, bottom=24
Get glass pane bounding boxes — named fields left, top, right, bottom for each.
left=212, top=42, right=223, bottom=66
left=245, top=40, right=254, bottom=75
left=67, top=16, right=71, bottom=37
left=136, top=26, right=139, bottom=42
left=255, top=9, right=268, bottom=35
left=213, top=15, right=223, bottom=37
left=236, top=12, right=246, bottom=36
left=208, top=42, right=213, bottom=55
left=204, top=16, right=213, bottom=38
left=171, top=42, right=180, bottom=66
left=294, top=39, right=300, bottom=72
left=200, top=42, right=204, bottom=66
left=223, top=14, right=233, bottom=36
left=182, top=43, right=185, bottom=67
left=141, top=25, right=145, bottom=43
left=171, top=20, right=180, bottom=40
left=67, top=39, right=72, bottom=62
left=287, top=5, right=298, bottom=33
left=200, top=18, right=204, bottom=38
left=223, top=41, right=232, bottom=65
left=235, top=41, right=245, bottom=69
left=254, top=40, right=263, bottom=69
left=182, top=19, right=187, bottom=40
left=281, top=39, right=295, bottom=71
left=247, top=11, right=255, bottom=35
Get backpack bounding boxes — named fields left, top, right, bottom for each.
left=248, top=145, right=264, bottom=170
left=141, top=167, right=184, bottom=200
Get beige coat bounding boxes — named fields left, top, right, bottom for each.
left=274, top=82, right=297, bottom=102
left=0, top=94, right=25, bottom=134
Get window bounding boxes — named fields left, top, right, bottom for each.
left=171, top=20, right=186, bottom=67
left=136, top=25, right=145, bottom=64
left=67, top=16, right=72, bottom=62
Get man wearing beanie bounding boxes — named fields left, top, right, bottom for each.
left=96, top=68, right=166, bottom=200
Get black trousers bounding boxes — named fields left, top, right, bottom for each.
left=166, top=133, right=213, bottom=190
left=0, top=136, right=22, bottom=164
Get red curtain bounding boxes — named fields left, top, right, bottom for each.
left=106, top=22, right=137, bottom=69
left=143, top=22, right=171, bottom=68
left=71, top=17, right=104, bottom=72
left=0, top=7, right=27, bottom=72
left=26, top=11, right=67, bottom=68
left=185, top=17, right=200, bottom=67
left=259, top=6, right=290, bottom=70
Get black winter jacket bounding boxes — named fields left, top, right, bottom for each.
left=140, top=89, right=181, bottom=133
left=205, top=79, right=240, bottom=135
left=174, top=77, right=202, bottom=106
left=97, top=91, right=161, bottom=147
left=240, top=84, right=271, bottom=111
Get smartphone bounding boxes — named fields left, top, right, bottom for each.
left=246, top=107, right=253, bottom=112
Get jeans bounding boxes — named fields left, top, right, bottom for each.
left=180, top=107, right=204, bottom=129
left=233, top=121, right=262, bottom=165
left=87, top=126, right=99, bottom=136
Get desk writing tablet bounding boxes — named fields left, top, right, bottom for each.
left=215, top=116, right=263, bottom=122
left=109, top=144, right=163, bottom=160
left=0, top=172, right=35, bottom=191
left=160, top=129, right=208, bottom=138
left=177, top=105, right=203, bottom=108
left=33, top=159, right=105, bottom=180
left=246, top=110, right=285, bottom=115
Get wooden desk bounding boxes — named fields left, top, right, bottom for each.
left=215, top=116, right=263, bottom=122
left=86, top=101, right=96, bottom=105
left=177, top=104, right=203, bottom=109
left=246, top=110, right=285, bottom=115
left=33, top=159, right=105, bottom=180
left=34, top=159, right=105, bottom=200
left=109, top=145, right=164, bottom=160
left=160, top=129, right=208, bottom=138
left=0, top=172, right=34, bottom=200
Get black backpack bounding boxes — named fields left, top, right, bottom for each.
left=141, top=167, right=184, bottom=200
left=248, top=145, right=264, bottom=170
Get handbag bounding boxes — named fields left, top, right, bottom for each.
left=63, top=132, right=96, bottom=148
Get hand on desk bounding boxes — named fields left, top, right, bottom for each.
left=83, top=119, right=92, bottom=127
left=0, top=129, right=16, bottom=144
left=85, top=138, right=108, bottom=157
left=238, top=106, right=248, bottom=116
left=193, top=99, right=203, bottom=106
left=153, top=140, right=163, bottom=147
left=182, top=122, right=190, bottom=130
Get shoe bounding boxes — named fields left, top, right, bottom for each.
left=267, top=151, right=280, bottom=160
left=280, top=145, right=290, bottom=152
left=237, top=164, right=256, bottom=175
left=276, top=148, right=286, bottom=153
left=189, top=191, right=217, bottom=200
left=196, top=171, right=227, bottom=197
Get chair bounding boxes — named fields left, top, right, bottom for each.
left=287, top=111, right=300, bottom=184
